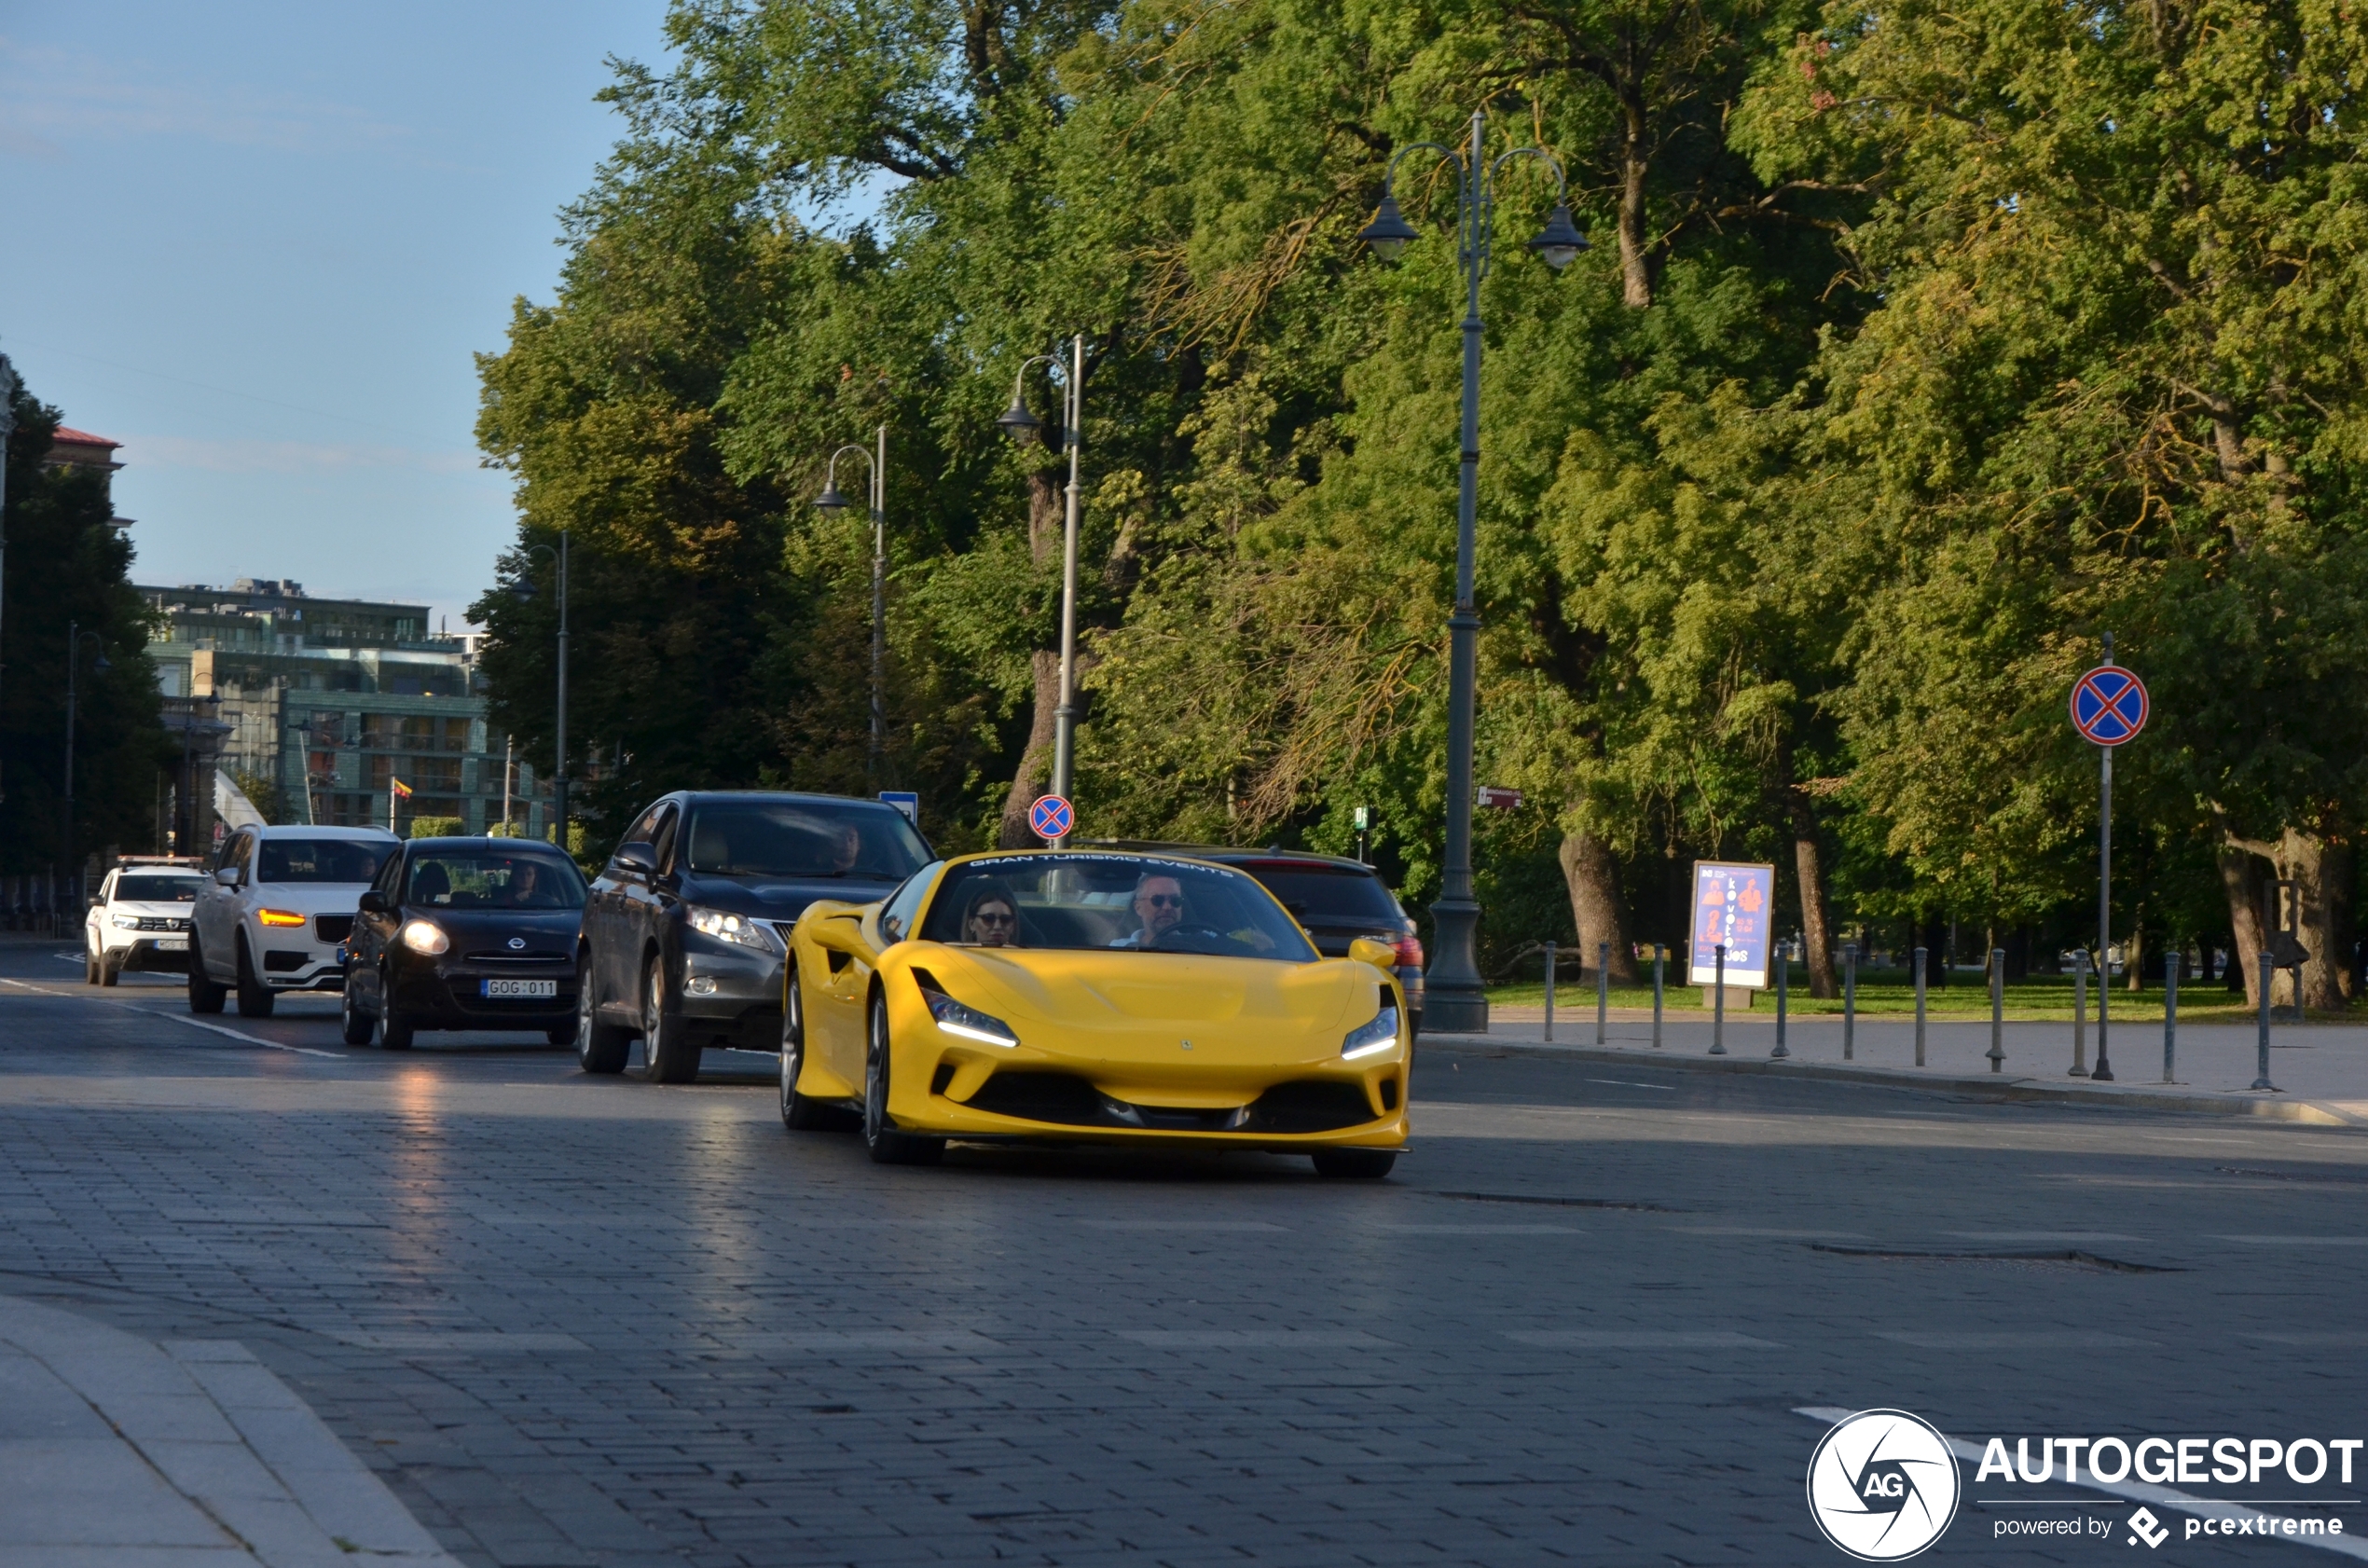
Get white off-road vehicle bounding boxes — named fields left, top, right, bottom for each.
left=188, top=824, right=399, bottom=1017
left=83, top=859, right=207, bottom=985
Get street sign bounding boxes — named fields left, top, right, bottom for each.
left=2070, top=664, right=2148, bottom=746
left=877, top=791, right=919, bottom=825
left=1687, top=861, right=1775, bottom=990
left=1477, top=786, right=1524, bottom=809
left=1027, top=794, right=1074, bottom=842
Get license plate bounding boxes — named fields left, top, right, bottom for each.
left=482, top=979, right=558, bottom=999
left=154, top=938, right=188, bottom=952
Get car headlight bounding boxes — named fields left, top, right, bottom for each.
left=111, top=914, right=141, bottom=928
left=688, top=906, right=783, bottom=953
left=257, top=908, right=308, bottom=928
left=920, top=983, right=1019, bottom=1048
left=1342, top=1004, right=1400, bottom=1060
left=400, top=920, right=449, bottom=956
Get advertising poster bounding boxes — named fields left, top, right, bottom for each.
left=1688, top=860, right=1776, bottom=988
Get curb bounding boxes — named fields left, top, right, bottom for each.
left=1421, top=1035, right=2361, bottom=1128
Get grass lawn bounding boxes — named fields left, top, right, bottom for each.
left=1482, top=963, right=2363, bottom=1025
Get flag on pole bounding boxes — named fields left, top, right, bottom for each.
left=390, top=777, right=411, bottom=834
left=391, top=778, right=414, bottom=800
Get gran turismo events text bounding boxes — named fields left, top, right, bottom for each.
left=1976, top=1437, right=2361, bottom=1487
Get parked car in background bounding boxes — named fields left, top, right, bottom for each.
left=342, top=836, right=585, bottom=1050
left=189, top=825, right=399, bottom=1018
left=1079, top=842, right=1425, bottom=1033
left=83, top=858, right=206, bottom=985
left=576, top=791, right=934, bottom=1082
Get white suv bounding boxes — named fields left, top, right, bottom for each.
left=83, top=860, right=207, bottom=986
left=190, top=824, right=399, bottom=1017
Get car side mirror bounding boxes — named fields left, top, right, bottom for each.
left=613, top=842, right=657, bottom=876
left=213, top=866, right=241, bottom=887
left=1349, top=937, right=1399, bottom=970
left=358, top=890, right=388, bottom=915
left=88, top=897, right=103, bottom=910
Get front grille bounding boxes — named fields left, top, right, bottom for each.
left=960, top=1072, right=1378, bottom=1135
left=465, top=949, right=571, bottom=964
left=315, top=915, right=353, bottom=943
left=135, top=916, right=189, bottom=932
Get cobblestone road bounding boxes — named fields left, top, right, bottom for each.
left=3, top=941, right=2363, bottom=1565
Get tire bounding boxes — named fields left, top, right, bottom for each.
left=778, top=961, right=830, bottom=1131
left=1311, top=1148, right=1397, bottom=1179
left=100, top=948, right=124, bottom=987
left=576, top=955, right=630, bottom=1075
left=641, top=952, right=699, bottom=1083
left=379, top=1003, right=416, bottom=1051
left=233, top=937, right=275, bottom=1018
left=863, top=990, right=943, bottom=1166
left=340, top=966, right=376, bottom=1046
left=187, top=936, right=227, bottom=1014
left=84, top=943, right=100, bottom=984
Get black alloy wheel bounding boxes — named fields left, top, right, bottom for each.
left=1310, top=1148, right=1397, bottom=1179
left=641, top=952, right=698, bottom=1083
left=339, top=964, right=376, bottom=1046
left=233, top=936, right=275, bottom=1018
left=778, top=961, right=830, bottom=1130
left=576, top=952, right=630, bottom=1074
left=186, top=936, right=227, bottom=1014
left=863, top=991, right=943, bottom=1166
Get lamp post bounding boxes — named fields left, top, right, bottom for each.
left=513, top=532, right=569, bottom=846
left=1357, top=109, right=1587, bottom=1034
left=995, top=337, right=1085, bottom=818
left=813, top=426, right=890, bottom=781
left=63, top=621, right=109, bottom=907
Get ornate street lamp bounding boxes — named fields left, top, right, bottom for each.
left=814, top=426, right=890, bottom=779
left=994, top=339, right=1085, bottom=830
left=1358, top=109, right=1586, bottom=1034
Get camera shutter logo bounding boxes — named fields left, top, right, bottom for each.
left=1806, top=1409, right=1962, bottom=1561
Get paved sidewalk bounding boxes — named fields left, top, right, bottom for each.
left=1449, top=1006, right=2368, bottom=1126
left=0, top=1293, right=459, bottom=1568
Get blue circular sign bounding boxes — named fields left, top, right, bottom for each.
left=1027, top=794, right=1074, bottom=841
left=2070, top=665, right=2149, bottom=747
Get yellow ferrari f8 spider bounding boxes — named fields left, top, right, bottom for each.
left=778, top=849, right=1411, bottom=1176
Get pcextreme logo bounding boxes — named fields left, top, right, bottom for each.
left=1807, top=1409, right=1964, bottom=1561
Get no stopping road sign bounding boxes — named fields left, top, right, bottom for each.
left=2070, top=664, right=2148, bottom=746
left=1028, top=794, right=1074, bottom=841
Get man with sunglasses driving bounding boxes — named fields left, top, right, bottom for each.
left=1109, top=872, right=1188, bottom=949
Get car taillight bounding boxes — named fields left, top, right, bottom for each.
left=1394, top=934, right=1425, bottom=969
left=257, top=908, right=307, bottom=928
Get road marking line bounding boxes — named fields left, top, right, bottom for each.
left=1585, top=1079, right=1676, bottom=1091
left=1795, top=1406, right=2368, bottom=1559
left=137, top=1010, right=345, bottom=1058
left=1514, top=1330, right=1781, bottom=1348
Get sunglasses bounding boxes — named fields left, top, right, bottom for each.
left=1143, top=894, right=1185, bottom=909
left=973, top=910, right=1017, bottom=926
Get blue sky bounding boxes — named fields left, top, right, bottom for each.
left=0, top=2, right=673, bottom=632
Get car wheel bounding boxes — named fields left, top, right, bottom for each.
left=84, top=942, right=100, bottom=985
left=233, top=936, right=275, bottom=1018
left=99, top=948, right=123, bottom=987
left=1310, top=1148, right=1397, bottom=1179
left=778, top=961, right=831, bottom=1131
left=187, top=936, right=227, bottom=1014
left=863, top=990, right=943, bottom=1166
left=340, top=965, right=376, bottom=1046
left=379, top=1001, right=416, bottom=1051
left=576, top=956, right=630, bottom=1075
left=641, top=952, right=698, bottom=1083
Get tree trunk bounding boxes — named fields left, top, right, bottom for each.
left=2122, top=908, right=2145, bottom=992
left=1558, top=828, right=1638, bottom=983
left=1788, top=794, right=1837, bottom=997
left=1617, top=105, right=1653, bottom=309
left=2217, top=833, right=2271, bottom=1010
left=2223, top=823, right=2351, bottom=1011
left=996, top=651, right=1061, bottom=848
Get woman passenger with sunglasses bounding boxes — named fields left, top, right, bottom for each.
left=961, top=884, right=1022, bottom=947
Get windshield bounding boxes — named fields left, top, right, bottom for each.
left=1237, top=863, right=1405, bottom=925
left=257, top=839, right=390, bottom=885
left=117, top=875, right=202, bottom=903
left=919, top=854, right=1317, bottom=962
left=406, top=851, right=585, bottom=911
left=684, top=801, right=929, bottom=881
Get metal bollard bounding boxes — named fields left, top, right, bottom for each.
left=1596, top=942, right=1609, bottom=1045
left=2071, top=949, right=2089, bottom=1077
left=1651, top=944, right=1664, bottom=1049
left=2251, top=951, right=2279, bottom=1091
left=1711, top=943, right=1728, bottom=1054
left=2163, top=942, right=2179, bottom=1083
left=1842, top=942, right=1858, bottom=1061
left=1772, top=938, right=1791, bottom=1060
left=1542, top=941, right=1556, bottom=1043
left=1987, top=948, right=2005, bottom=1072
left=1912, top=945, right=1928, bottom=1066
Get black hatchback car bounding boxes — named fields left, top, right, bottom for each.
left=1081, top=841, right=1426, bottom=1033
left=576, top=791, right=933, bottom=1083
left=341, top=837, right=586, bottom=1050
